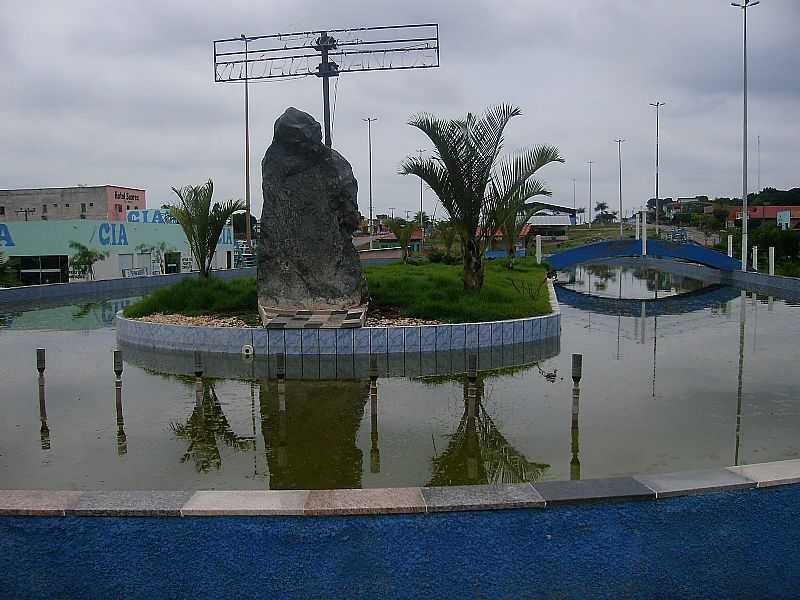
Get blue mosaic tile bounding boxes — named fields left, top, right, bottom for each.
left=252, top=329, right=269, bottom=357
left=451, top=324, right=466, bottom=350
left=451, top=350, right=466, bottom=373
left=502, top=321, right=514, bottom=346
left=370, top=328, right=388, bottom=353
left=301, top=355, right=320, bottom=379
left=435, top=325, right=452, bottom=352
left=387, top=327, right=404, bottom=353
left=404, top=352, right=421, bottom=377
left=491, top=322, right=503, bottom=347
left=435, top=351, right=451, bottom=374
left=420, top=326, right=436, bottom=352
left=465, top=324, right=479, bottom=348
left=319, top=330, right=336, bottom=355
left=336, top=354, right=355, bottom=378
left=285, top=330, right=302, bottom=355
left=319, top=355, right=336, bottom=378
left=478, top=323, right=492, bottom=347
left=268, top=330, right=286, bottom=355
left=285, top=355, right=302, bottom=378
left=336, top=330, right=354, bottom=355
left=387, top=353, right=405, bottom=377
left=420, top=351, right=436, bottom=375
left=403, top=327, right=421, bottom=353
left=353, top=329, right=371, bottom=354
left=353, top=355, right=370, bottom=378
left=531, top=318, right=543, bottom=341
left=523, top=319, right=533, bottom=343
left=301, top=329, right=320, bottom=355
left=513, top=320, right=524, bottom=345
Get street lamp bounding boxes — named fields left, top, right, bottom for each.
left=615, top=139, right=625, bottom=239
left=732, top=0, right=759, bottom=271
left=649, top=101, right=665, bottom=236
left=587, top=161, right=594, bottom=229
left=241, top=34, right=252, bottom=248
left=363, top=117, right=377, bottom=249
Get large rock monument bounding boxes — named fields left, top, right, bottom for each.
left=257, top=107, right=367, bottom=328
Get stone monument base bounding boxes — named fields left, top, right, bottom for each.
left=258, top=304, right=368, bottom=329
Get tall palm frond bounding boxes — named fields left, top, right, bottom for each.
left=170, top=179, right=245, bottom=278
left=401, top=104, right=564, bottom=290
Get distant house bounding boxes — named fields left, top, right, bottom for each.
left=727, top=206, right=800, bottom=229
left=374, top=229, right=423, bottom=253
left=484, top=213, right=574, bottom=252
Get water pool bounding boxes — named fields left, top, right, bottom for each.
left=1, top=265, right=798, bottom=490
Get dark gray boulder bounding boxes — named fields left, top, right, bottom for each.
left=257, top=107, right=367, bottom=313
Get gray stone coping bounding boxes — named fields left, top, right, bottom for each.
left=2, top=459, right=799, bottom=518
left=115, top=280, right=562, bottom=358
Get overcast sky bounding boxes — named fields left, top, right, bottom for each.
left=2, top=0, right=798, bottom=221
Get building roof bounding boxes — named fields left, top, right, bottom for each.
left=728, top=206, right=800, bottom=219
left=377, top=229, right=423, bottom=242
left=528, top=214, right=573, bottom=227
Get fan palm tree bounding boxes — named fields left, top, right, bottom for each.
left=400, top=103, right=563, bottom=290
left=169, top=180, right=244, bottom=278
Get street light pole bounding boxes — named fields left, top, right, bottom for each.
left=732, top=0, right=759, bottom=271
left=615, top=139, right=625, bottom=239
left=572, top=178, right=577, bottom=224
left=241, top=34, right=252, bottom=248
left=417, top=148, right=426, bottom=249
left=587, top=161, right=594, bottom=229
left=649, top=101, right=665, bottom=237
left=363, top=117, right=377, bottom=249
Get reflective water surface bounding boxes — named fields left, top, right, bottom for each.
left=1, top=265, right=799, bottom=490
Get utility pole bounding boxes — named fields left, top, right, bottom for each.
left=650, top=101, right=666, bottom=236
left=732, top=0, right=759, bottom=271
left=388, top=207, right=395, bottom=220
left=587, top=161, right=594, bottom=229
left=417, top=148, right=426, bottom=249
left=241, top=34, right=252, bottom=247
left=363, top=117, right=377, bottom=248
left=615, top=139, right=625, bottom=239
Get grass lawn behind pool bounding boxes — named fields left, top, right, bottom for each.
left=123, top=258, right=552, bottom=323
left=124, top=277, right=257, bottom=321
left=540, top=225, right=637, bottom=254
left=365, top=258, right=550, bottom=322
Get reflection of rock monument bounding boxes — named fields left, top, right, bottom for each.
left=257, top=107, right=367, bottom=326
left=260, top=379, right=369, bottom=489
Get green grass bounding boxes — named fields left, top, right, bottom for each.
left=124, top=259, right=552, bottom=323
left=124, top=277, right=257, bottom=319
left=364, top=258, right=550, bottom=322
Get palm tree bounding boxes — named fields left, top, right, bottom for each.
left=386, top=219, right=419, bottom=264
left=401, top=104, right=563, bottom=290
left=437, top=220, right=458, bottom=257
left=169, top=180, right=244, bottom=278
left=68, top=241, right=109, bottom=280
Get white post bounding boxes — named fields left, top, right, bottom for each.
left=752, top=246, right=758, bottom=272
left=641, top=210, right=647, bottom=256
left=769, top=246, right=775, bottom=276
left=635, top=213, right=640, bottom=240
left=728, top=235, right=734, bottom=258
left=535, top=234, right=542, bottom=264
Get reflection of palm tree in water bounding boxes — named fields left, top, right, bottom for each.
left=429, top=378, right=549, bottom=486
left=171, top=380, right=255, bottom=472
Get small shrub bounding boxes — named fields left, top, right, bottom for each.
left=124, top=277, right=256, bottom=318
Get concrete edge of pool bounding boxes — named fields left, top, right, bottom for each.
left=113, top=280, right=562, bottom=357
left=2, top=459, right=798, bottom=517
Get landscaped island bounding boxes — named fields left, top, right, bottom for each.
left=123, top=258, right=551, bottom=326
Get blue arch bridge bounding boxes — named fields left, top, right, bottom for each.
left=547, top=240, right=741, bottom=272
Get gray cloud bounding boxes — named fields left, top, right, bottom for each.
left=2, top=0, right=798, bottom=221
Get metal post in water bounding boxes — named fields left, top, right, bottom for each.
left=113, top=349, right=123, bottom=378
left=769, top=246, right=775, bottom=276
left=535, top=234, right=542, bottom=264
left=635, top=213, right=640, bottom=240
left=36, top=348, right=46, bottom=375
left=467, top=353, right=478, bottom=381
left=728, top=234, right=734, bottom=258
left=571, top=381, right=581, bottom=481
left=193, top=351, right=204, bottom=377
left=38, top=373, right=50, bottom=450
left=115, top=376, right=127, bottom=455
left=571, top=353, right=583, bottom=384
left=752, top=246, right=758, bottom=272
left=276, top=352, right=286, bottom=380
left=370, top=377, right=380, bottom=473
